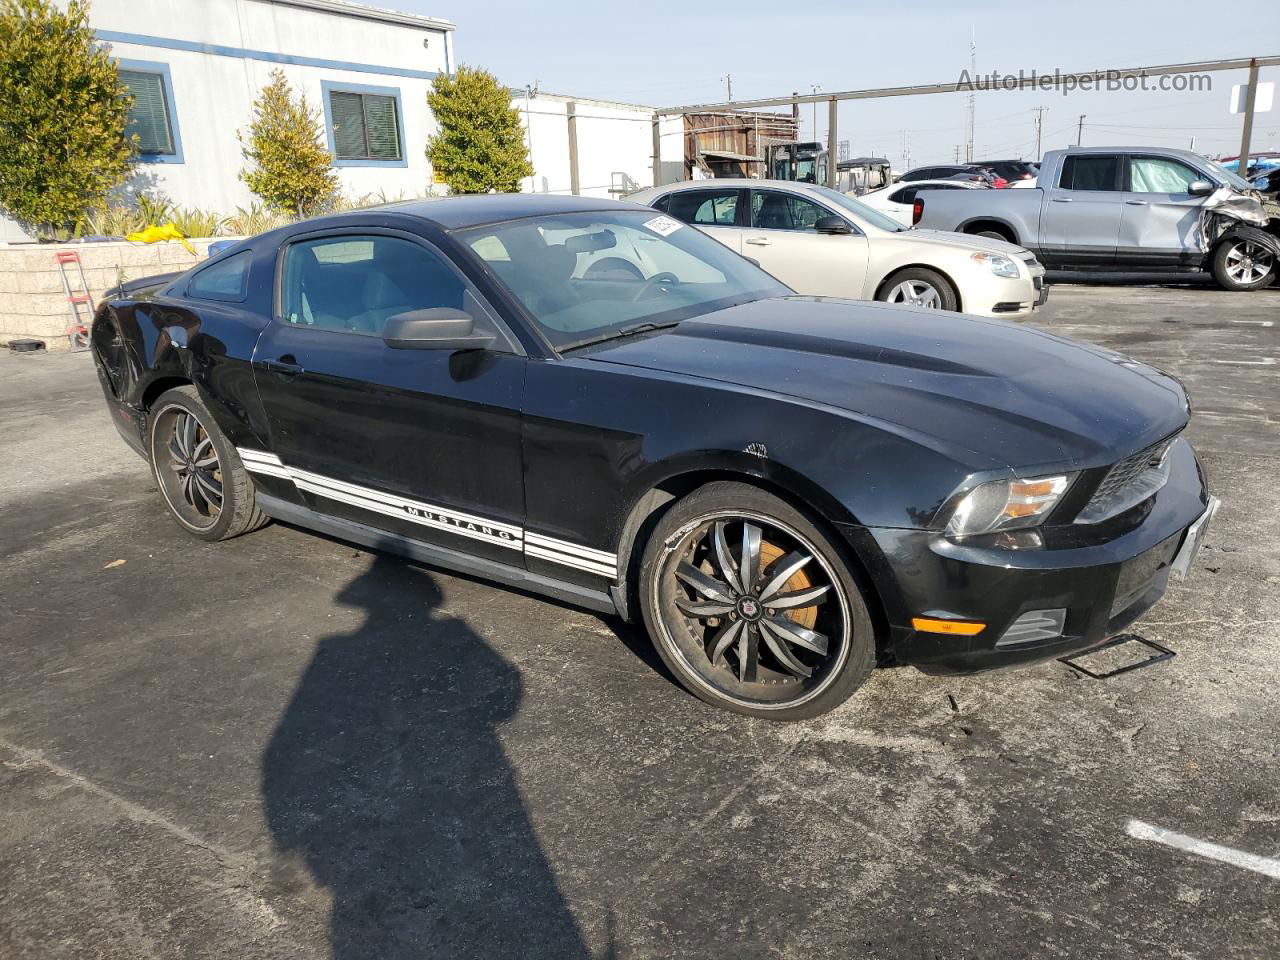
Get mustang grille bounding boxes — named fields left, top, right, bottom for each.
left=1076, top=434, right=1178, bottom=525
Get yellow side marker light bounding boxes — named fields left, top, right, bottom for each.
left=911, top=617, right=986, bottom=636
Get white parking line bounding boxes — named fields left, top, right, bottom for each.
left=1209, top=358, right=1276, bottom=366
left=1230, top=320, right=1274, bottom=327
left=1125, top=818, right=1280, bottom=880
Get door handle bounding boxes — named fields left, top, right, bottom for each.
left=1050, top=197, right=1073, bottom=203
left=261, top=356, right=304, bottom=378
left=1125, top=199, right=1149, bottom=206
left=745, top=237, right=772, bottom=246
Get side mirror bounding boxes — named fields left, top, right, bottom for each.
left=1188, top=179, right=1215, bottom=197
left=815, top=215, right=851, bottom=235
left=383, top=308, right=495, bottom=351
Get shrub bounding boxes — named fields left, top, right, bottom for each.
left=224, top=201, right=295, bottom=237
left=239, top=69, right=338, bottom=216
left=171, top=207, right=227, bottom=238
left=427, top=65, right=532, bottom=194
left=0, top=0, right=135, bottom=235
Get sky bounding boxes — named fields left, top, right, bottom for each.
left=396, top=0, right=1277, bottom=168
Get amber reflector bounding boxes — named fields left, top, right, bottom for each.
left=911, top=617, right=986, bottom=636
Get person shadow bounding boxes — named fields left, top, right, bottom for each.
left=261, top=554, right=597, bottom=959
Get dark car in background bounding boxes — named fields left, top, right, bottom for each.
left=90, top=195, right=1215, bottom=720
left=899, top=163, right=1009, bottom=187
left=974, top=159, right=1039, bottom=183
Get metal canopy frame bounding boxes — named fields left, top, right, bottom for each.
left=649, top=55, right=1280, bottom=188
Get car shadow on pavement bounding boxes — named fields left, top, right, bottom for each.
left=260, top=554, right=596, bottom=959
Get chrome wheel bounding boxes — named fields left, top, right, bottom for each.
left=654, top=512, right=851, bottom=709
left=886, top=279, right=942, bottom=308
left=151, top=404, right=223, bottom=532
left=1225, top=240, right=1275, bottom=285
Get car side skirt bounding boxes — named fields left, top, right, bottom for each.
left=255, top=493, right=621, bottom=617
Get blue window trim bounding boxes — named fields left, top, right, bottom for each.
left=320, top=80, right=408, bottom=169
left=118, top=58, right=184, bottom=164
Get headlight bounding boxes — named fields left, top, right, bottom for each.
left=970, top=251, right=1020, bottom=278
left=945, top=474, right=1075, bottom=537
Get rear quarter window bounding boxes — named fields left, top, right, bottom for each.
left=187, top=251, right=251, bottom=302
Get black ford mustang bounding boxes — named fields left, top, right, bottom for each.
left=91, top=195, right=1216, bottom=719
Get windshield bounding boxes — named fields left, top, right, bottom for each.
left=1201, top=157, right=1253, bottom=192
left=459, top=210, right=789, bottom=350
left=808, top=185, right=907, bottom=232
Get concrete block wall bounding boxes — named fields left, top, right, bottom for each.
left=0, top=240, right=223, bottom=351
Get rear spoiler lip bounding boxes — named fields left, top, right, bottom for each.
left=103, top=270, right=185, bottom=300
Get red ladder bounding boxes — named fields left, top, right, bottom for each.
left=54, top=250, right=95, bottom=351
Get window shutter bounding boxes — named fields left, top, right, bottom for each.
left=121, top=70, right=173, bottom=154
left=329, top=91, right=368, bottom=159
left=363, top=95, right=401, bottom=160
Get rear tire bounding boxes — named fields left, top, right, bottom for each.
left=147, top=386, right=268, bottom=542
left=639, top=482, right=875, bottom=720
left=974, top=229, right=1010, bottom=243
left=1211, top=232, right=1277, bottom=291
left=878, top=267, right=960, bottom=312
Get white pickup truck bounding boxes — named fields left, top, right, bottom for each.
left=912, top=146, right=1278, bottom=290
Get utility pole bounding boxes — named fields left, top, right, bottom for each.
left=953, top=145, right=961, bottom=163
left=523, top=81, right=539, bottom=192
left=965, top=27, right=976, bottom=163
left=811, top=84, right=823, bottom=141
left=1237, top=58, right=1260, bottom=177
left=721, top=74, right=733, bottom=103
left=1033, top=106, right=1047, bottom=161
left=1076, top=114, right=1086, bottom=146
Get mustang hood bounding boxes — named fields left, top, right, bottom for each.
left=584, top=297, right=1189, bottom=471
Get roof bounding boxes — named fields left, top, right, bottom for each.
left=701, top=150, right=763, bottom=162
left=637, top=178, right=835, bottom=196
left=384, top=193, right=642, bottom=229
left=264, top=0, right=455, bottom=30
left=1059, top=145, right=1207, bottom=162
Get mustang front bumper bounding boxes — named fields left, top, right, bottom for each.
left=843, top=438, right=1212, bottom=673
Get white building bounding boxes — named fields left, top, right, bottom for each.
left=0, top=0, right=683, bottom=244
left=515, top=91, right=684, bottom=199
left=93, top=0, right=455, bottom=212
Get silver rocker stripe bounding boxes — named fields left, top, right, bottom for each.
left=524, top=545, right=617, bottom=578
left=289, top=467, right=523, bottom=538
left=240, top=461, right=291, bottom=480
left=237, top=447, right=617, bottom=576
left=293, top=478, right=521, bottom=551
left=238, top=448, right=283, bottom=466
left=524, top=532, right=617, bottom=566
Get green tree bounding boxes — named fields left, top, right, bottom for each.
left=0, top=0, right=135, bottom=236
left=239, top=69, right=337, bottom=216
left=427, top=66, right=532, bottom=194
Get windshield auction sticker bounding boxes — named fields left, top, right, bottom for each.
left=643, top=215, right=683, bottom=237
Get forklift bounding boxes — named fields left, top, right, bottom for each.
left=766, top=141, right=829, bottom=185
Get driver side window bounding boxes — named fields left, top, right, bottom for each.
left=280, top=235, right=464, bottom=335
left=1128, top=156, right=1201, bottom=194
left=750, top=191, right=827, bottom=231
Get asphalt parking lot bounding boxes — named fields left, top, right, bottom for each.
left=2, top=282, right=1278, bottom=959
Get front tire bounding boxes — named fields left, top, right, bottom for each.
left=639, top=482, right=875, bottom=720
left=878, top=267, right=959, bottom=311
left=147, top=386, right=267, bottom=542
left=1211, top=232, right=1277, bottom=291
